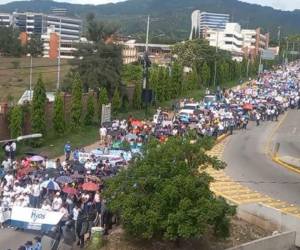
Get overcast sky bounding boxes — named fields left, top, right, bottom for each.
left=0, top=0, right=299, bottom=11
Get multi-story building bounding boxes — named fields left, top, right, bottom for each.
left=45, top=15, right=82, bottom=41
left=12, top=12, right=46, bottom=36
left=204, top=23, right=269, bottom=60
left=242, top=28, right=269, bottom=58
left=41, top=25, right=87, bottom=59
left=190, top=10, right=230, bottom=39
left=0, top=13, right=12, bottom=27
left=0, top=12, right=82, bottom=40
left=205, top=23, right=244, bottom=60
left=121, top=40, right=172, bottom=65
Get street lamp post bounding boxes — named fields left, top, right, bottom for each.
left=213, top=30, right=219, bottom=88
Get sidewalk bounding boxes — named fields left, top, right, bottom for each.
left=280, top=155, right=300, bottom=169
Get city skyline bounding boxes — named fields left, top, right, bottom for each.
left=0, top=0, right=299, bottom=11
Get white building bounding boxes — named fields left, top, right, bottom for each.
left=0, top=13, right=12, bottom=27
left=189, top=10, right=201, bottom=40
left=242, top=28, right=269, bottom=57
left=41, top=25, right=87, bottom=59
left=204, top=23, right=269, bottom=60
left=189, top=10, right=230, bottom=39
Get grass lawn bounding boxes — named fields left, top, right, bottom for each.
left=4, top=126, right=99, bottom=161
left=0, top=57, right=71, bottom=102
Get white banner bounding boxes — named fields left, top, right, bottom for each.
left=11, top=206, right=63, bottom=230
left=79, top=152, right=91, bottom=163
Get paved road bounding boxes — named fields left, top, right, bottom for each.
left=0, top=229, right=39, bottom=250
left=274, top=109, right=300, bottom=159
left=223, top=110, right=300, bottom=205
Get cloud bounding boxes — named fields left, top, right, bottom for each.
left=240, top=0, right=300, bottom=11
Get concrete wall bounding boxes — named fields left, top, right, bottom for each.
left=237, top=203, right=300, bottom=247
left=227, top=231, right=296, bottom=250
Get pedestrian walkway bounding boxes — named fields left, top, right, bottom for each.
left=206, top=139, right=300, bottom=218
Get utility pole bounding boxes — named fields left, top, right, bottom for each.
left=29, top=55, right=33, bottom=101
left=246, top=57, right=250, bottom=78
left=143, top=16, right=150, bottom=90
left=57, top=18, right=62, bottom=90
left=258, top=50, right=262, bottom=75
left=285, top=38, right=289, bottom=65
left=213, top=30, right=219, bottom=88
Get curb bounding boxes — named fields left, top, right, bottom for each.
left=272, top=157, right=300, bottom=175
left=216, top=133, right=230, bottom=144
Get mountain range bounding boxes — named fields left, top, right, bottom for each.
left=1, top=0, right=300, bottom=42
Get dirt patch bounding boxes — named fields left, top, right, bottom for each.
left=98, top=216, right=271, bottom=250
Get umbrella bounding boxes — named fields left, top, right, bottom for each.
left=41, top=180, right=60, bottom=190
left=62, top=186, right=77, bottom=195
left=30, top=155, right=44, bottom=162
left=131, top=120, right=142, bottom=127
left=243, top=103, right=253, bottom=111
left=71, top=172, right=84, bottom=179
left=82, top=182, right=99, bottom=191
left=87, top=175, right=101, bottom=183
left=44, top=168, right=60, bottom=178
left=56, top=175, right=73, bottom=184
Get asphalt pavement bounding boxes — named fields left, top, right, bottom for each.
left=223, top=110, right=300, bottom=205
left=0, top=229, right=39, bottom=250
left=274, top=109, right=300, bottom=159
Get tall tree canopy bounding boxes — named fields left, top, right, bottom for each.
left=31, top=75, right=47, bottom=135
left=104, top=133, right=236, bottom=241
left=0, top=26, right=23, bottom=57
left=71, top=13, right=122, bottom=94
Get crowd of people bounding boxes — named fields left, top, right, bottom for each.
left=0, top=62, right=300, bottom=249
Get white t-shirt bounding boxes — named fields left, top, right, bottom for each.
left=100, top=127, right=107, bottom=137
left=4, top=174, right=14, bottom=186
left=52, top=197, right=63, bottom=211
left=32, top=184, right=41, bottom=197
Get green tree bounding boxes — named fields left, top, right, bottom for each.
left=122, top=64, right=143, bottom=86
left=70, top=73, right=83, bottom=129
left=31, top=75, right=47, bottom=135
left=71, top=14, right=122, bottom=93
left=132, top=84, right=142, bottom=110
left=98, top=87, right=109, bottom=121
left=104, top=133, right=236, bottom=241
left=85, top=96, right=95, bottom=126
left=185, top=67, right=198, bottom=91
left=122, top=95, right=130, bottom=113
left=8, top=106, right=23, bottom=139
left=53, top=92, right=65, bottom=135
left=201, top=62, right=211, bottom=86
left=26, top=35, right=43, bottom=57
left=170, top=61, right=183, bottom=98
left=112, top=87, right=121, bottom=115
left=0, top=26, right=23, bottom=57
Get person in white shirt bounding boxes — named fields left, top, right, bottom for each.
left=4, top=172, right=14, bottom=187
left=1, top=159, right=11, bottom=172
left=41, top=201, right=52, bottom=211
left=59, top=204, right=69, bottom=222
left=84, top=159, right=93, bottom=171
left=31, top=181, right=41, bottom=208
left=52, top=192, right=63, bottom=211
left=99, top=127, right=107, bottom=144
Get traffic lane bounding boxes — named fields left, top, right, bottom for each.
left=0, top=229, right=39, bottom=250
left=274, top=109, right=300, bottom=158
left=223, top=119, right=300, bottom=205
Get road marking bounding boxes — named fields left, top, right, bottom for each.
left=206, top=136, right=300, bottom=217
